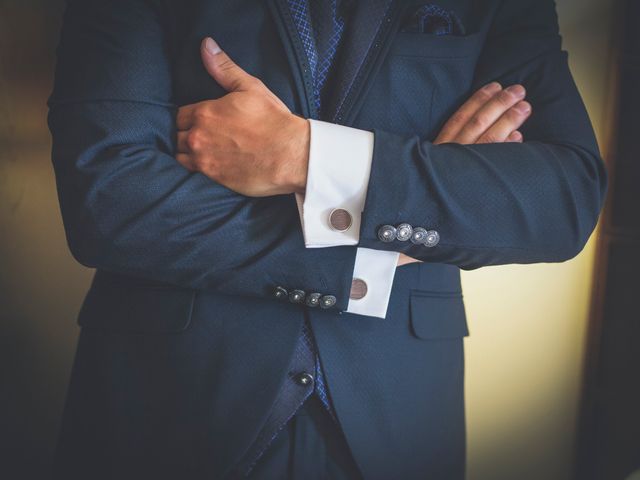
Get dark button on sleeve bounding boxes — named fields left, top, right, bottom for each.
left=289, top=289, right=306, bottom=303
left=378, top=225, right=397, bottom=243
left=305, top=292, right=322, bottom=307
left=274, top=286, right=288, bottom=300
left=319, top=295, right=337, bottom=309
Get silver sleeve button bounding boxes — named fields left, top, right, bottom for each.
left=410, top=227, right=428, bottom=244
left=320, top=295, right=337, bottom=309
left=423, top=230, right=440, bottom=247
left=377, top=225, right=397, bottom=243
left=305, top=292, right=322, bottom=307
left=396, top=223, right=413, bottom=242
left=274, top=286, right=288, bottom=300
left=289, top=289, right=306, bottom=303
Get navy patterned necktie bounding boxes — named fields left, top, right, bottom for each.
left=288, top=0, right=347, bottom=116
left=287, top=0, right=349, bottom=415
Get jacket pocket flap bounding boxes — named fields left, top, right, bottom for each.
left=78, top=272, right=196, bottom=333
left=410, top=291, right=469, bottom=340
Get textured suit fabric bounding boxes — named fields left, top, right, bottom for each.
left=246, top=397, right=362, bottom=480
left=232, top=319, right=318, bottom=477
left=48, top=0, right=607, bottom=479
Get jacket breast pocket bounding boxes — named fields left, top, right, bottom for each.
left=77, top=271, right=196, bottom=334
left=409, top=291, right=469, bottom=340
left=355, top=31, right=483, bottom=139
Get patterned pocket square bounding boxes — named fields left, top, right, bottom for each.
left=400, top=4, right=466, bottom=36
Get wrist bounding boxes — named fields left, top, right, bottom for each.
left=279, top=114, right=309, bottom=194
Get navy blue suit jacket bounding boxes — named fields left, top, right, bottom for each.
left=49, top=0, right=606, bottom=478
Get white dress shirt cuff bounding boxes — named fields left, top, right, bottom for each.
left=346, top=248, right=399, bottom=318
left=295, top=119, right=374, bottom=248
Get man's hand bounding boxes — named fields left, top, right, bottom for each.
left=434, top=81, right=531, bottom=145
left=398, top=81, right=532, bottom=266
left=176, top=37, right=310, bottom=197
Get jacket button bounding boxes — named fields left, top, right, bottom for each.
left=424, top=230, right=440, bottom=247
left=305, top=292, right=322, bottom=307
left=378, top=225, right=397, bottom=242
left=329, top=208, right=353, bottom=232
left=274, top=286, right=288, bottom=300
left=350, top=278, right=368, bottom=300
left=295, top=372, right=314, bottom=386
left=396, top=223, right=413, bottom=241
left=410, top=227, right=428, bottom=244
left=320, top=295, right=337, bottom=309
left=289, top=289, right=306, bottom=303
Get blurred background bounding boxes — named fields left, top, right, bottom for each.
left=0, top=0, right=638, bottom=479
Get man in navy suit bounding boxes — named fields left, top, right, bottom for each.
left=49, top=0, right=606, bottom=478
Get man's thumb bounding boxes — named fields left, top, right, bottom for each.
left=201, top=37, right=255, bottom=92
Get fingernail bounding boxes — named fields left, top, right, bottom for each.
left=483, top=81, right=502, bottom=93
left=509, top=131, right=523, bottom=142
left=514, top=101, right=531, bottom=114
left=204, top=37, right=221, bottom=55
left=506, top=84, right=526, bottom=98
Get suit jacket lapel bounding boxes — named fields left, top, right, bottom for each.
left=268, top=0, right=407, bottom=124
left=323, top=0, right=402, bottom=123
left=267, top=0, right=317, bottom=118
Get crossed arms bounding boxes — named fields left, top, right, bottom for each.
left=173, top=37, right=535, bottom=317
left=48, top=0, right=606, bottom=318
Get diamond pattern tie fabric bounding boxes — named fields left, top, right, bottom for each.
left=301, top=319, right=336, bottom=418
left=288, top=0, right=346, bottom=115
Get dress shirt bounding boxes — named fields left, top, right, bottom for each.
left=297, top=119, right=399, bottom=319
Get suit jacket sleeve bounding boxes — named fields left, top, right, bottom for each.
left=47, top=0, right=357, bottom=309
left=358, top=0, right=608, bottom=268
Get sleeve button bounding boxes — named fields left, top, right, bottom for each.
left=410, top=227, right=428, bottom=244
left=423, top=230, right=440, bottom=247
left=396, top=223, right=413, bottom=241
left=274, top=286, right=288, bottom=299
left=305, top=292, right=322, bottom=307
left=289, top=289, right=306, bottom=303
left=377, top=225, right=397, bottom=243
left=320, top=295, right=337, bottom=309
